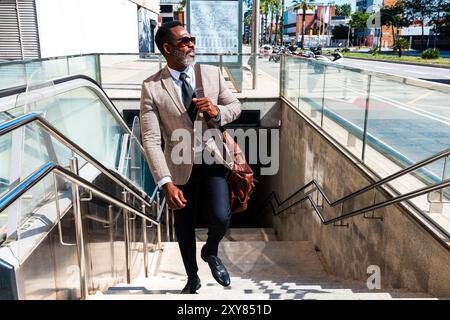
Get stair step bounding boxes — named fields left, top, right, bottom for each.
left=93, top=239, right=434, bottom=300
left=195, top=228, right=277, bottom=242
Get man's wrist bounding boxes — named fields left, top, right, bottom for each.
left=213, top=106, right=221, bottom=122
left=158, top=176, right=172, bottom=189
left=162, top=182, right=174, bottom=192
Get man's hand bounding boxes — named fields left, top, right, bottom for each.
left=163, top=182, right=187, bottom=209
left=193, top=97, right=218, bottom=118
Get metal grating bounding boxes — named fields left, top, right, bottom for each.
left=0, top=0, right=40, bottom=61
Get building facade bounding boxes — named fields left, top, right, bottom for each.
left=284, top=3, right=336, bottom=46
left=158, top=0, right=184, bottom=25
left=0, top=0, right=160, bottom=60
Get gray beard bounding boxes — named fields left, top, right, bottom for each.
left=173, top=50, right=195, bottom=67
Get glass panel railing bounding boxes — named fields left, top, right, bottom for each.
left=0, top=77, right=155, bottom=196
left=366, top=77, right=450, bottom=177
left=98, top=53, right=280, bottom=99
left=129, top=116, right=143, bottom=192
left=0, top=54, right=99, bottom=91
left=322, top=64, right=370, bottom=160
left=280, top=54, right=450, bottom=233
left=282, top=55, right=302, bottom=109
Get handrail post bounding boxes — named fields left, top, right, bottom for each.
left=156, top=191, right=161, bottom=250
left=441, top=156, right=448, bottom=202
left=170, top=207, right=175, bottom=242
left=94, top=54, right=102, bottom=86
left=219, top=54, right=223, bottom=73
left=142, top=202, right=148, bottom=278
left=165, top=199, right=170, bottom=241
left=361, top=74, right=372, bottom=161
left=108, top=205, right=115, bottom=277
left=70, top=157, right=88, bottom=300
left=279, top=54, right=285, bottom=98
left=122, top=190, right=131, bottom=283
left=320, top=65, right=327, bottom=128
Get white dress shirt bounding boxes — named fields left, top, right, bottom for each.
left=168, top=65, right=196, bottom=103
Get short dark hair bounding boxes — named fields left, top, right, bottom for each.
left=155, top=21, right=183, bottom=55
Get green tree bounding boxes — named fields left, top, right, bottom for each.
left=244, top=0, right=285, bottom=45
left=178, top=0, right=186, bottom=11
left=432, top=0, right=450, bottom=38
left=293, top=0, right=315, bottom=49
left=349, top=11, right=370, bottom=29
left=403, top=0, right=436, bottom=50
left=380, top=2, right=408, bottom=49
left=349, top=11, right=370, bottom=47
left=335, top=3, right=352, bottom=17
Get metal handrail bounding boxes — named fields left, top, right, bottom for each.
left=0, top=160, right=159, bottom=299
left=0, top=74, right=149, bottom=163
left=262, top=148, right=450, bottom=227
left=0, top=112, right=158, bottom=209
left=264, top=178, right=449, bottom=222
left=0, top=161, right=158, bottom=225
left=264, top=148, right=450, bottom=212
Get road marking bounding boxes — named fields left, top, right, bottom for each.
left=407, top=91, right=434, bottom=105
left=329, top=81, right=450, bottom=125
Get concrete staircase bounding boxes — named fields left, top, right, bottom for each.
left=89, top=228, right=433, bottom=300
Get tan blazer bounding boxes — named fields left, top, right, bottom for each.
left=140, top=64, right=242, bottom=186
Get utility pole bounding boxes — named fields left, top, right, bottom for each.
left=251, top=0, right=260, bottom=89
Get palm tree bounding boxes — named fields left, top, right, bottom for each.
left=292, top=0, right=315, bottom=49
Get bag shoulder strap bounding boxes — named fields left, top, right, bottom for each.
left=194, top=63, right=204, bottom=98
left=193, top=63, right=224, bottom=131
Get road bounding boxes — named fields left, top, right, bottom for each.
left=341, top=58, right=450, bottom=85
left=251, top=53, right=450, bottom=85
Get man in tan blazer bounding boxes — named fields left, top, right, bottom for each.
left=140, top=21, right=241, bottom=294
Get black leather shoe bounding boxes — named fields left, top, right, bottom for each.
left=201, top=248, right=231, bottom=287
left=180, top=275, right=201, bottom=294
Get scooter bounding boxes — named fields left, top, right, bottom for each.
left=269, top=46, right=290, bottom=62
left=331, top=48, right=344, bottom=64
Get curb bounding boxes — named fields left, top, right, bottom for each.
left=344, top=56, right=450, bottom=69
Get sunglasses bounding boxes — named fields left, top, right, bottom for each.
left=174, top=36, right=196, bottom=46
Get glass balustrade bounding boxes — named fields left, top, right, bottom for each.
left=0, top=54, right=99, bottom=91
left=281, top=54, right=450, bottom=233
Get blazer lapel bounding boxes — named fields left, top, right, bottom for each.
left=160, top=66, right=186, bottom=114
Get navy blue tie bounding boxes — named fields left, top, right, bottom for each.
left=179, top=72, right=197, bottom=122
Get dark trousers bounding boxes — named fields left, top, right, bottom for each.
left=174, top=162, right=231, bottom=278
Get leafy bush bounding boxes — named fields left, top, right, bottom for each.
left=421, top=48, right=440, bottom=59
left=393, top=38, right=410, bottom=57
left=341, top=47, right=351, bottom=53
left=369, top=47, right=380, bottom=55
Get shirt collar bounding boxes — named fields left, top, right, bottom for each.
left=167, top=64, right=194, bottom=82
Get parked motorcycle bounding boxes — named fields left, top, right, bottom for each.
left=269, top=46, right=290, bottom=62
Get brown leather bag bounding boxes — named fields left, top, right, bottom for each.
left=194, top=64, right=255, bottom=213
